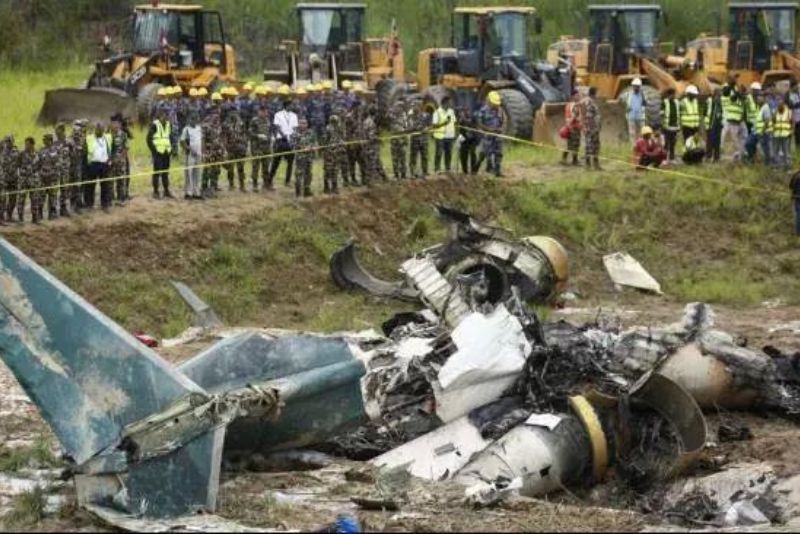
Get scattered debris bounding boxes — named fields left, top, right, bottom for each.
left=330, top=205, right=569, bottom=307
left=603, top=252, right=663, bottom=295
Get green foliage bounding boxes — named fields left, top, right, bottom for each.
left=0, top=438, right=58, bottom=473
left=3, top=486, right=46, bottom=527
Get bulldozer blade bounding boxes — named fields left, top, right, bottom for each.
left=533, top=103, right=567, bottom=146
left=598, top=99, right=630, bottom=147
left=38, top=88, right=137, bottom=125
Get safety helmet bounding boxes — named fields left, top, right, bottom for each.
left=685, top=85, right=699, bottom=96
left=189, top=88, right=199, bottom=97
left=352, top=83, right=366, bottom=94
left=342, top=80, right=353, bottom=90
left=211, top=92, right=223, bottom=101
left=305, top=83, right=316, bottom=93
left=243, top=82, right=254, bottom=92
left=278, top=84, right=291, bottom=96
left=632, top=78, right=643, bottom=87
left=750, top=82, right=762, bottom=92
left=157, top=87, right=170, bottom=97
left=487, top=91, right=502, bottom=106
left=259, top=85, right=273, bottom=96
left=172, top=85, right=183, bottom=95
left=295, top=87, right=308, bottom=96
left=641, top=125, right=654, bottom=136
left=197, top=87, right=209, bottom=97
left=321, top=80, right=334, bottom=91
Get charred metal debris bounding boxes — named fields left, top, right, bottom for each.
left=1, top=208, right=800, bottom=526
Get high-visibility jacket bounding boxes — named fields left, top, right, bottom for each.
left=755, top=104, right=772, bottom=135
left=85, top=133, right=113, bottom=163
left=152, top=119, right=172, bottom=154
left=774, top=108, right=793, bottom=138
left=662, top=98, right=681, bottom=129
left=680, top=98, right=700, bottom=128
left=744, top=94, right=758, bottom=126
left=432, top=107, right=457, bottom=139
left=722, top=95, right=744, bottom=123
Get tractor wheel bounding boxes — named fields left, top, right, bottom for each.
left=376, top=79, right=408, bottom=128
left=618, top=85, right=662, bottom=131
left=497, top=88, right=534, bottom=140
left=137, top=82, right=163, bottom=123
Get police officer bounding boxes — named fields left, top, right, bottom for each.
left=475, top=91, right=505, bottom=177
left=147, top=108, right=173, bottom=199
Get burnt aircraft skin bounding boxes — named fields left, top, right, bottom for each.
left=330, top=205, right=569, bottom=306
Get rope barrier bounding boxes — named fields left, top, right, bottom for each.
left=0, top=124, right=794, bottom=201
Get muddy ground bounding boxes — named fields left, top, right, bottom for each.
left=1, top=161, right=799, bottom=531
left=2, top=302, right=800, bottom=532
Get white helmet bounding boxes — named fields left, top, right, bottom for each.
left=632, top=78, right=643, bottom=87
left=750, top=82, right=762, bottom=91
left=685, top=85, right=699, bottom=96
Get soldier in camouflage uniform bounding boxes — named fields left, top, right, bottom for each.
left=3, top=136, right=19, bottom=222
left=293, top=118, right=315, bottom=198
left=109, top=117, right=130, bottom=204
left=202, top=107, right=226, bottom=197
left=389, top=99, right=410, bottom=180
left=249, top=105, right=272, bottom=191
left=409, top=100, right=431, bottom=179
left=223, top=108, right=248, bottom=191
left=344, top=101, right=366, bottom=186
left=322, top=113, right=347, bottom=194
left=474, top=93, right=505, bottom=177
left=0, top=136, right=8, bottom=224
left=17, top=138, right=41, bottom=224
left=39, top=134, right=61, bottom=220
left=362, top=106, right=385, bottom=185
left=308, top=90, right=327, bottom=142
left=70, top=120, right=87, bottom=213
left=54, top=124, right=73, bottom=217
left=581, top=87, right=602, bottom=170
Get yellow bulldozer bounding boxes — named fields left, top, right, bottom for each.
left=262, top=2, right=406, bottom=108
left=685, top=2, right=800, bottom=88
left=38, top=2, right=237, bottom=125
left=545, top=4, right=713, bottom=145
left=415, top=6, right=574, bottom=140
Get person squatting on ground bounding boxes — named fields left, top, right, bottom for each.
left=561, top=91, right=582, bottom=166
left=682, top=130, right=706, bottom=165
left=475, top=91, right=505, bottom=177
left=147, top=108, right=173, bottom=199
left=634, top=126, right=666, bottom=169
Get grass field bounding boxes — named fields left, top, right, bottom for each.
left=1, top=68, right=799, bottom=339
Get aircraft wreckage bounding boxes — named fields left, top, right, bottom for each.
left=0, top=207, right=799, bottom=525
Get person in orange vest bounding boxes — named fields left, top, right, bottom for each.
left=561, top=91, right=582, bottom=166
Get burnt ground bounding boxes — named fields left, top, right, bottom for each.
left=1, top=159, right=800, bottom=530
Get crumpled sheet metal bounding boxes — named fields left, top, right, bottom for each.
left=603, top=252, right=663, bottom=294
left=329, top=241, right=419, bottom=301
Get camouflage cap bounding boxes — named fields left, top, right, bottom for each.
left=43, top=133, right=54, bottom=141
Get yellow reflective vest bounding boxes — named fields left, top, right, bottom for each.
left=680, top=98, right=700, bottom=128
left=774, top=108, right=792, bottom=138
left=432, top=107, right=457, bottom=139
left=722, top=95, right=743, bottom=123
left=152, top=119, right=172, bottom=154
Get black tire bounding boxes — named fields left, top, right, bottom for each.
left=376, top=79, right=408, bottom=128
left=618, top=85, right=662, bottom=130
left=137, top=82, right=163, bottom=123
left=497, top=88, right=534, bottom=139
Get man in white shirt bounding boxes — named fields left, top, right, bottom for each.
left=432, top=96, right=457, bottom=173
left=180, top=112, right=203, bottom=200
left=268, top=99, right=299, bottom=189
left=84, top=122, right=112, bottom=211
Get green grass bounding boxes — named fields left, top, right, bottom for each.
left=0, top=438, right=58, bottom=473
left=2, top=486, right=46, bottom=528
